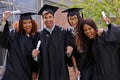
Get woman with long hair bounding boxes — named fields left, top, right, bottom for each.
left=62, top=8, right=93, bottom=80
left=78, top=18, right=120, bottom=80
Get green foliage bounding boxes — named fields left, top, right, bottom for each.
left=61, top=0, right=120, bottom=28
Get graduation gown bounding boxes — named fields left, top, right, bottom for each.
left=35, top=25, right=72, bottom=80
left=0, top=21, right=37, bottom=80
left=69, top=28, right=93, bottom=80
left=92, top=24, right=120, bottom=80
left=72, top=49, right=93, bottom=80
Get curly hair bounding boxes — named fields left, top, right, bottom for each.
left=18, top=20, right=38, bottom=35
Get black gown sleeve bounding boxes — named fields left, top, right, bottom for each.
left=33, top=32, right=41, bottom=66
left=103, top=23, right=120, bottom=43
left=65, top=28, right=75, bottom=47
left=3, top=21, right=9, bottom=33
left=64, top=28, right=75, bottom=67
left=31, top=58, right=39, bottom=74
left=0, top=21, right=10, bottom=49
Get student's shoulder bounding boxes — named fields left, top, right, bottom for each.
left=36, top=28, right=45, bottom=34
left=55, top=25, right=67, bottom=32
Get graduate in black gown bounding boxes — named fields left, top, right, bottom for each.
left=0, top=11, right=38, bottom=80
left=78, top=18, right=120, bottom=80
left=32, top=4, right=73, bottom=80
left=62, top=8, right=94, bottom=80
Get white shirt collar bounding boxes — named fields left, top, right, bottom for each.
left=44, top=24, right=55, bottom=34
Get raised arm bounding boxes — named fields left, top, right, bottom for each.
left=0, top=11, right=11, bottom=48
left=104, top=23, right=120, bottom=43
left=101, top=17, right=120, bottom=43
left=1, top=11, right=11, bottom=32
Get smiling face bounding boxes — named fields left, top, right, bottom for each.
left=43, top=13, right=54, bottom=29
left=83, top=24, right=96, bottom=39
left=68, top=15, right=78, bottom=28
left=23, top=19, right=32, bottom=34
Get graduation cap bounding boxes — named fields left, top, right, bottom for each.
left=62, top=8, right=84, bottom=18
left=38, top=4, right=59, bottom=15
left=18, top=12, right=37, bottom=20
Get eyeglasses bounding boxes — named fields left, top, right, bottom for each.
left=69, top=17, right=78, bottom=21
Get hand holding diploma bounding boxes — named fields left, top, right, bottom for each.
left=77, top=74, right=80, bottom=80
left=2, top=11, right=11, bottom=21
left=2, top=10, right=21, bottom=17
left=101, top=11, right=111, bottom=25
left=73, top=66, right=81, bottom=80
left=32, top=40, right=41, bottom=61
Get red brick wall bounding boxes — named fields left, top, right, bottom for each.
left=54, top=9, right=70, bottom=28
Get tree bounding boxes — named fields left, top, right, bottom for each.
left=61, top=0, right=120, bottom=28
